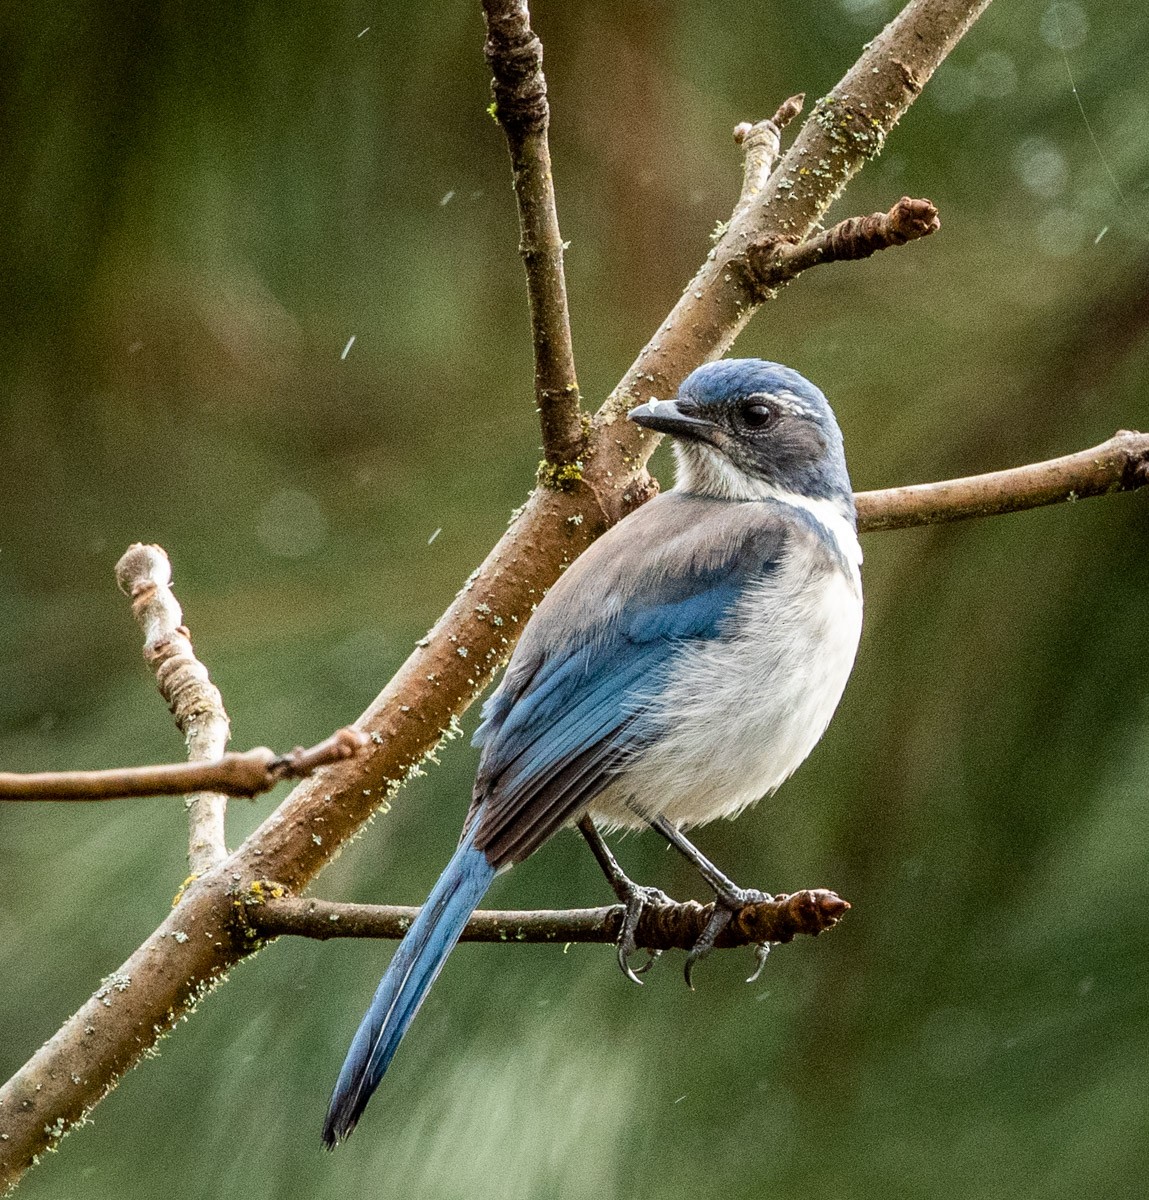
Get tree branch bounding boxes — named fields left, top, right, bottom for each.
left=594, top=0, right=993, bottom=457
left=733, top=94, right=806, bottom=217
left=247, top=891, right=851, bottom=950
left=0, top=730, right=369, bottom=802
left=744, top=196, right=941, bottom=297
left=483, top=0, right=583, bottom=468
left=115, top=543, right=231, bottom=873
left=0, top=4, right=1007, bottom=1189
left=856, top=430, right=1149, bottom=532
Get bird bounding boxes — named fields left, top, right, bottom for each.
left=322, top=357, right=863, bottom=1147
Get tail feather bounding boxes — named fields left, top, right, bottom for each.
left=322, top=833, right=495, bottom=1147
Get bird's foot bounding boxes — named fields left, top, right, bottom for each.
left=684, top=885, right=774, bottom=990
left=577, top=815, right=674, bottom=985
left=615, top=882, right=674, bottom=985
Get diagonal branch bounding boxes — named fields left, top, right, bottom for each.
left=247, top=891, right=851, bottom=950
left=115, top=543, right=231, bottom=873
left=0, top=730, right=369, bottom=802
left=592, top=0, right=994, bottom=453
left=483, top=0, right=583, bottom=468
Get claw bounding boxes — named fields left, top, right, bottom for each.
left=618, top=947, right=645, bottom=987
left=614, top=955, right=642, bottom=984
left=745, top=942, right=772, bottom=984
left=633, top=948, right=663, bottom=975
left=683, top=958, right=702, bottom=990
left=684, top=886, right=774, bottom=989
left=577, top=817, right=675, bottom=985
left=683, top=904, right=734, bottom=990
left=615, top=884, right=673, bottom=985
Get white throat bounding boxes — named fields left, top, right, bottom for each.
left=673, top=442, right=863, bottom=579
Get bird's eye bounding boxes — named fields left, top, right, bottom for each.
left=740, top=401, right=775, bottom=429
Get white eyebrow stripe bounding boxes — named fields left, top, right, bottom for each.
left=772, top=389, right=817, bottom=417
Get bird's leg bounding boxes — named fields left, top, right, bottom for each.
left=648, top=814, right=773, bottom=989
left=576, top=816, right=671, bottom=985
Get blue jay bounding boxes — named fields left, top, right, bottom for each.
left=322, top=358, right=863, bottom=1147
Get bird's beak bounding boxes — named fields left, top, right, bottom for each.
left=627, top=397, right=712, bottom=441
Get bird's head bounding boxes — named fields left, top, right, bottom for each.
left=628, top=359, right=853, bottom=515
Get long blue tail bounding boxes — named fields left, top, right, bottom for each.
left=322, top=831, right=496, bottom=1147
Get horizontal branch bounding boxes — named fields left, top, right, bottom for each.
left=248, top=889, right=850, bottom=950
left=20, top=436, right=1135, bottom=807
left=856, top=430, right=1149, bottom=532
left=0, top=729, right=369, bottom=802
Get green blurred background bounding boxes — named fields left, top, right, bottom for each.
left=2, top=0, right=1147, bottom=1196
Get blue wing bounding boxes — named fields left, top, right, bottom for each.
left=470, top=494, right=789, bottom=866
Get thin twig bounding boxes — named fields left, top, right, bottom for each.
left=596, top=0, right=994, bottom=462
left=743, top=196, right=942, bottom=297
left=115, top=543, right=232, bottom=872
left=0, top=730, right=370, bottom=802
left=856, top=430, right=1149, bottom=532
left=483, top=0, right=583, bottom=469
left=248, top=890, right=850, bottom=949
left=732, top=93, right=806, bottom=217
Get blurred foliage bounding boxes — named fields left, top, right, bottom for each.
left=2, top=1, right=1148, bottom=1197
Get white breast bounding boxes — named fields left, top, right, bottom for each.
left=588, top=512, right=863, bottom=832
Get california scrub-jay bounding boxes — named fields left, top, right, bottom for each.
left=323, top=358, right=863, bottom=1146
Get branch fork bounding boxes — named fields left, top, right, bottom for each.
left=116, top=543, right=233, bottom=871
left=733, top=93, right=807, bottom=216
left=739, top=196, right=942, bottom=302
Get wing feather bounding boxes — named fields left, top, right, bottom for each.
left=469, top=495, right=790, bottom=867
